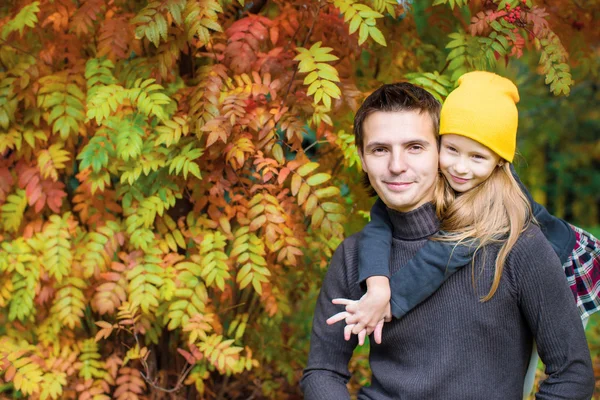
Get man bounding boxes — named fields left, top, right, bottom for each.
left=300, top=83, right=594, bottom=399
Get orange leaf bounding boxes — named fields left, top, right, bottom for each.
left=266, top=213, right=285, bottom=223
left=94, top=322, right=115, bottom=342
left=177, top=348, right=197, bottom=364
left=219, top=216, right=232, bottom=235
left=5, top=365, right=16, bottom=382
left=249, top=215, right=267, bottom=231
left=304, top=194, right=318, bottom=216
left=298, top=183, right=310, bottom=206
left=277, top=167, right=291, bottom=185
left=291, top=174, right=302, bottom=196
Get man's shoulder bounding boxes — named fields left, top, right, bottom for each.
left=514, top=223, right=549, bottom=247
left=329, top=232, right=362, bottom=269
left=341, top=231, right=361, bottom=248
left=334, top=232, right=362, bottom=257
left=508, top=223, right=560, bottom=264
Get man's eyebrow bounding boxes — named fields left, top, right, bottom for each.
left=365, top=141, right=390, bottom=149
left=405, top=139, right=432, bottom=147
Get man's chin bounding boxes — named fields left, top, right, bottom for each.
left=379, top=195, right=414, bottom=212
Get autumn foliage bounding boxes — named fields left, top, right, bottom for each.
left=0, top=0, right=598, bottom=398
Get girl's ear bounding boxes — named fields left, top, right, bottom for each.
left=497, top=160, right=505, bottom=168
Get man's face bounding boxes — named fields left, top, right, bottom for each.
left=358, top=110, right=439, bottom=213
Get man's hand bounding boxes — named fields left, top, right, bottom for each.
left=326, top=276, right=392, bottom=345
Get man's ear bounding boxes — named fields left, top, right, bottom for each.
left=358, top=150, right=367, bottom=173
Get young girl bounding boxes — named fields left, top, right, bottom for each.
left=327, top=71, right=600, bottom=397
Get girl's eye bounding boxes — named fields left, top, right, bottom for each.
left=446, top=146, right=457, bottom=153
left=472, top=154, right=486, bottom=160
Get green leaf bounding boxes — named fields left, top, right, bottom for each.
left=358, top=22, right=369, bottom=45
left=369, top=26, right=387, bottom=47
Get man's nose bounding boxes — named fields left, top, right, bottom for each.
left=388, top=152, right=408, bottom=174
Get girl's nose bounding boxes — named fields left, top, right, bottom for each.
left=453, top=160, right=469, bottom=174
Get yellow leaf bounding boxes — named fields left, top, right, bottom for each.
left=307, top=80, right=321, bottom=96
left=327, top=213, right=347, bottom=223
left=297, top=162, right=319, bottom=177
left=314, top=88, right=324, bottom=104
left=349, top=14, right=361, bottom=35
left=249, top=215, right=267, bottom=231
left=303, top=71, right=319, bottom=85
left=315, top=186, right=340, bottom=199
left=311, top=207, right=325, bottom=228
left=272, top=143, right=284, bottom=164
left=305, top=194, right=318, bottom=216
left=318, top=68, right=341, bottom=83
left=369, top=26, right=387, bottom=46
left=321, top=202, right=345, bottom=213
left=219, top=216, right=232, bottom=235
left=321, top=80, right=341, bottom=98
left=291, top=173, right=302, bottom=195
left=297, top=183, right=310, bottom=206
left=306, top=173, right=331, bottom=186
left=358, top=22, right=369, bottom=45
left=248, top=204, right=265, bottom=220
left=322, top=93, right=331, bottom=109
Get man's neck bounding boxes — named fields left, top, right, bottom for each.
left=386, top=202, right=439, bottom=240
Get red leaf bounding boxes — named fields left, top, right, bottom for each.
left=0, top=167, right=13, bottom=203
left=177, top=348, right=197, bottom=364
left=277, top=167, right=291, bottom=185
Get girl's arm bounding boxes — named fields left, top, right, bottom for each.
left=349, top=198, right=393, bottom=339
left=347, top=199, right=476, bottom=339
left=388, top=238, right=474, bottom=318
left=358, top=198, right=393, bottom=284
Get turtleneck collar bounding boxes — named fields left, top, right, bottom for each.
left=386, top=202, right=440, bottom=240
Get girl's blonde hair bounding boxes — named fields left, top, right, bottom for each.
left=433, top=163, right=533, bottom=301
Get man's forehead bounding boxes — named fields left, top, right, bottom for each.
left=363, top=111, right=436, bottom=141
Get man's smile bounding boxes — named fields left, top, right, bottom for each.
left=383, top=181, right=414, bottom=191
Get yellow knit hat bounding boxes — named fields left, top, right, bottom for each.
left=439, top=71, right=519, bottom=162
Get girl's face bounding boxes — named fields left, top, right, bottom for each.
left=439, top=134, right=502, bottom=192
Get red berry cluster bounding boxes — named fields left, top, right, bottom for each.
left=504, top=2, right=526, bottom=24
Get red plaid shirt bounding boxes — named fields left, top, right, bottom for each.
left=564, top=225, right=600, bottom=319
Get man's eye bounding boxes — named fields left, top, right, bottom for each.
left=409, top=145, right=423, bottom=152
left=373, top=148, right=386, bottom=153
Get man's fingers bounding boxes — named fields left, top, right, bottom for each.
left=332, top=298, right=356, bottom=306
left=373, top=320, right=385, bottom=344
left=326, top=311, right=350, bottom=325
left=358, top=329, right=367, bottom=346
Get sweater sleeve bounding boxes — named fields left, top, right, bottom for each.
left=510, top=228, right=594, bottom=400
left=300, top=242, right=358, bottom=400
left=511, top=164, right=575, bottom=264
left=389, top=238, right=475, bottom=318
left=358, top=198, right=393, bottom=284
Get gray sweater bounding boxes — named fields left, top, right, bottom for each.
left=300, top=203, right=594, bottom=400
